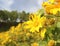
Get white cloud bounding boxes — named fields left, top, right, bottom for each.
left=27, top=7, right=39, bottom=13
left=25, top=0, right=43, bottom=12
left=0, top=0, right=44, bottom=12
left=0, top=0, right=14, bottom=11
left=21, top=0, right=42, bottom=12
left=37, top=0, right=43, bottom=8
left=19, top=6, right=40, bottom=13
left=27, top=0, right=43, bottom=12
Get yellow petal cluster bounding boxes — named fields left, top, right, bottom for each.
left=40, top=28, right=47, bottom=39
left=31, top=42, right=39, bottom=46
left=48, top=0, right=55, bottom=3
left=42, top=0, right=60, bottom=15
left=0, top=23, right=22, bottom=45
left=47, top=40, right=55, bottom=46
left=23, top=13, right=46, bottom=33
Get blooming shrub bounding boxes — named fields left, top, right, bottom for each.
left=0, top=0, right=60, bottom=46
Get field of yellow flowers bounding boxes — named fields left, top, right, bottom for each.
left=0, top=0, right=60, bottom=46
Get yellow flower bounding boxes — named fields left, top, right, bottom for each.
left=2, top=37, right=9, bottom=44
left=48, top=0, right=55, bottom=3
left=8, top=39, right=12, bottom=42
left=31, top=42, right=39, bottom=46
left=23, top=13, right=46, bottom=33
left=55, top=0, right=60, bottom=2
left=9, top=26, right=15, bottom=33
left=26, top=33, right=30, bottom=36
left=50, top=8, right=58, bottom=15
left=47, top=40, right=55, bottom=46
left=42, top=2, right=49, bottom=7
left=49, top=7, right=60, bottom=15
left=15, top=23, right=21, bottom=31
left=58, top=8, right=60, bottom=11
left=43, top=0, right=60, bottom=15
left=40, top=28, right=47, bottom=39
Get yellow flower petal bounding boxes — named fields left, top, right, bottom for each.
left=40, top=28, right=47, bottom=39
left=48, top=0, right=55, bottom=3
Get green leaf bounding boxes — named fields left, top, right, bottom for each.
left=57, top=22, right=60, bottom=28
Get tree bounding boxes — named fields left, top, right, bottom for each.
left=18, top=11, right=29, bottom=21
left=0, top=10, right=8, bottom=22
left=9, top=11, right=18, bottom=22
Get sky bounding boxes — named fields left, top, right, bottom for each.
left=0, top=0, right=44, bottom=12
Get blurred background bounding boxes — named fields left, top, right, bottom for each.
left=0, top=0, right=44, bottom=12
left=0, top=0, right=44, bottom=32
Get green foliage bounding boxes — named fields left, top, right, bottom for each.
left=0, top=8, right=60, bottom=46
left=0, top=10, right=8, bottom=21
left=0, top=10, right=29, bottom=22
left=18, top=11, right=29, bottom=21
left=57, top=22, right=60, bottom=28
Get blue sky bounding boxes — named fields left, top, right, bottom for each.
left=0, top=0, right=43, bottom=12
